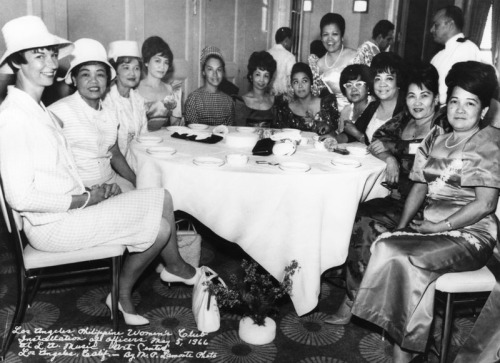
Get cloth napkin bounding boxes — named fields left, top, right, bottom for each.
left=171, top=132, right=223, bottom=144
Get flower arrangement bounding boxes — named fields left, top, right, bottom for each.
left=206, top=259, right=299, bottom=326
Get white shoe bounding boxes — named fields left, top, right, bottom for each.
left=105, top=294, right=149, bottom=326
left=160, top=267, right=201, bottom=285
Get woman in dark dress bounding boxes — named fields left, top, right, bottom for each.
left=351, top=61, right=500, bottom=362
left=234, top=51, right=276, bottom=127
left=325, top=63, right=449, bottom=325
left=273, top=62, right=339, bottom=135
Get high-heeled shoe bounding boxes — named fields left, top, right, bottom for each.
left=105, top=294, right=149, bottom=326
left=160, top=267, right=201, bottom=285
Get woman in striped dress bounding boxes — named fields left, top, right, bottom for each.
left=0, top=16, right=199, bottom=327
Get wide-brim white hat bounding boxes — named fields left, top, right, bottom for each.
left=62, top=38, right=116, bottom=85
left=0, top=15, right=73, bottom=67
left=108, top=40, right=141, bottom=62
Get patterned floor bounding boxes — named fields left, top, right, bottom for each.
left=0, top=221, right=476, bottom=363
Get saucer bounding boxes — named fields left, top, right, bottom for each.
left=188, top=123, right=209, bottom=130
left=279, top=161, right=311, bottom=172
left=137, top=136, right=163, bottom=144
left=193, top=156, right=225, bottom=167
left=331, top=158, right=361, bottom=168
left=167, top=126, right=190, bottom=133
left=146, top=146, right=176, bottom=156
left=236, top=126, right=256, bottom=134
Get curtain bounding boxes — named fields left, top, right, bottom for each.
left=492, top=0, right=500, bottom=70
left=467, top=0, right=492, bottom=46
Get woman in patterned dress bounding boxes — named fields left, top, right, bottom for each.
left=351, top=61, right=500, bottom=362
left=103, top=40, right=147, bottom=157
left=273, top=62, right=339, bottom=135
left=0, top=17, right=198, bottom=327
left=137, top=36, right=182, bottom=131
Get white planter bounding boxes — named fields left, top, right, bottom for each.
left=238, top=316, right=276, bottom=345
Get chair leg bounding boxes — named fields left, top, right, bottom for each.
left=0, top=275, right=29, bottom=360
left=111, top=256, right=121, bottom=331
left=27, top=273, right=43, bottom=307
left=440, top=293, right=454, bottom=363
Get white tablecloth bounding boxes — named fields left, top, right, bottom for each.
left=128, top=127, right=388, bottom=315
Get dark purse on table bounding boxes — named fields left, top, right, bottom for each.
left=252, top=138, right=275, bottom=156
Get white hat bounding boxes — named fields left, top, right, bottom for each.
left=62, top=38, right=116, bottom=85
left=0, top=15, right=73, bottom=67
left=108, top=40, right=141, bottom=62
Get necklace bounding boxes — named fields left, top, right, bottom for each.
left=444, top=127, right=479, bottom=148
left=324, top=45, right=344, bottom=69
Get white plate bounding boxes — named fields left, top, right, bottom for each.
left=188, top=123, right=209, bottom=130
left=146, top=146, right=176, bottom=156
left=331, top=158, right=362, bottom=168
left=193, top=156, right=225, bottom=167
left=136, top=136, right=163, bottom=144
left=346, top=146, right=369, bottom=156
left=279, top=161, right=311, bottom=172
left=167, top=126, right=190, bottom=133
left=236, top=126, right=256, bottom=134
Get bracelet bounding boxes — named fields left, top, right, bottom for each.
left=443, top=218, right=453, bottom=231
left=79, top=191, right=91, bottom=210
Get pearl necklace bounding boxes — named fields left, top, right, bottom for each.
left=324, top=45, right=344, bottom=69
left=444, top=127, right=479, bottom=148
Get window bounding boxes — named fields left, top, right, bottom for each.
left=479, top=4, right=492, bottom=63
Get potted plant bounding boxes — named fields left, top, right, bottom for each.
left=207, top=259, right=299, bottom=345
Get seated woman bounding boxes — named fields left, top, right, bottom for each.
left=137, top=36, right=182, bottom=131
left=49, top=39, right=135, bottom=193
left=337, top=64, right=373, bottom=139
left=351, top=61, right=500, bottom=362
left=103, top=40, right=147, bottom=156
left=185, top=46, right=235, bottom=126
left=234, top=51, right=276, bottom=127
left=308, top=13, right=357, bottom=110
left=0, top=16, right=198, bottom=327
left=336, top=52, right=406, bottom=144
left=325, top=62, right=448, bottom=325
left=273, top=62, right=339, bottom=134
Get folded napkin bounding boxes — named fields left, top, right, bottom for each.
left=171, top=132, right=223, bottom=144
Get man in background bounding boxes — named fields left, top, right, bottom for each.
left=353, top=20, right=394, bottom=66
left=430, top=5, right=482, bottom=105
left=267, top=27, right=296, bottom=96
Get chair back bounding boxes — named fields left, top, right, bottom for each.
left=0, top=176, right=28, bottom=273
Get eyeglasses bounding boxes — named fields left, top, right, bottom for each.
left=343, top=81, right=366, bottom=89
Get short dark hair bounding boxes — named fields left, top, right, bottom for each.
left=109, top=56, right=142, bottom=71
left=310, top=40, right=327, bottom=58
left=406, top=62, right=439, bottom=96
left=320, top=13, right=346, bottom=37
left=372, top=20, right=394, bottom=39
left=275, top=27, right=292, bottom=44
left=246, top=51, right=277, bottom=83
left=339, top=64, right=373, bottom=96
left=445, top=61, right=498, bottom=107
left=371, top=52, right=407, bottom=92
left=141, top=36, right=173, bottom=65
left=202, top=54, right=225, bottom=73
left=439, top=5, right=464, bottom=31
left=291, top=62, right=313, bottom=83
left=71, top=61, right=111, bottom=86
left=6, top=45, right=60, bottom=73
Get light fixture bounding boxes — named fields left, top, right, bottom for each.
left=353, top=0, right=369, bottom=13
left=303, top=0, right=312, bottom=12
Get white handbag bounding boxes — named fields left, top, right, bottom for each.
left=192, top=266, right=224, bottom=333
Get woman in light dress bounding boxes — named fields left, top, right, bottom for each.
left=234, top=51, right=276, bottom=127
left=309, top=13, right=357, bottom=111
left=137, top=36, right=182, bottom=131
left=0, top=16, right=198, bottom=327
left=103, top=40, right=147, bottom=156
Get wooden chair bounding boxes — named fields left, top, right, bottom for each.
left=0, top=179, right=125, bottom=361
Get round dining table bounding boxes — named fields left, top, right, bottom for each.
left=127, top=126, right=388, bottom=316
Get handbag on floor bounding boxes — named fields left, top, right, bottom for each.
left=192, top=266, right=224, bottom=333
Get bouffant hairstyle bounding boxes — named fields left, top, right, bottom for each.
left=291, top=62, right=313, bottom=83
left=275, top=27, right=292, bottom=44
left=246, top=51, right=277, bottom=83
left=371, top=52, right=407, bottom=92
left=372, top=20, right=394, bottom=39
left=70, top=61, right=112, bottom=87
left=339, top=64, right=373, bottom=96
left=445, top=61, right=498, bottom=107
left=406, top=62, right=439, bottom=96
left=6, top=45, right=60, bottom=73
left=320, top=13, right=346, bottom=37
left=141, top=36, right=173, bottom=65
